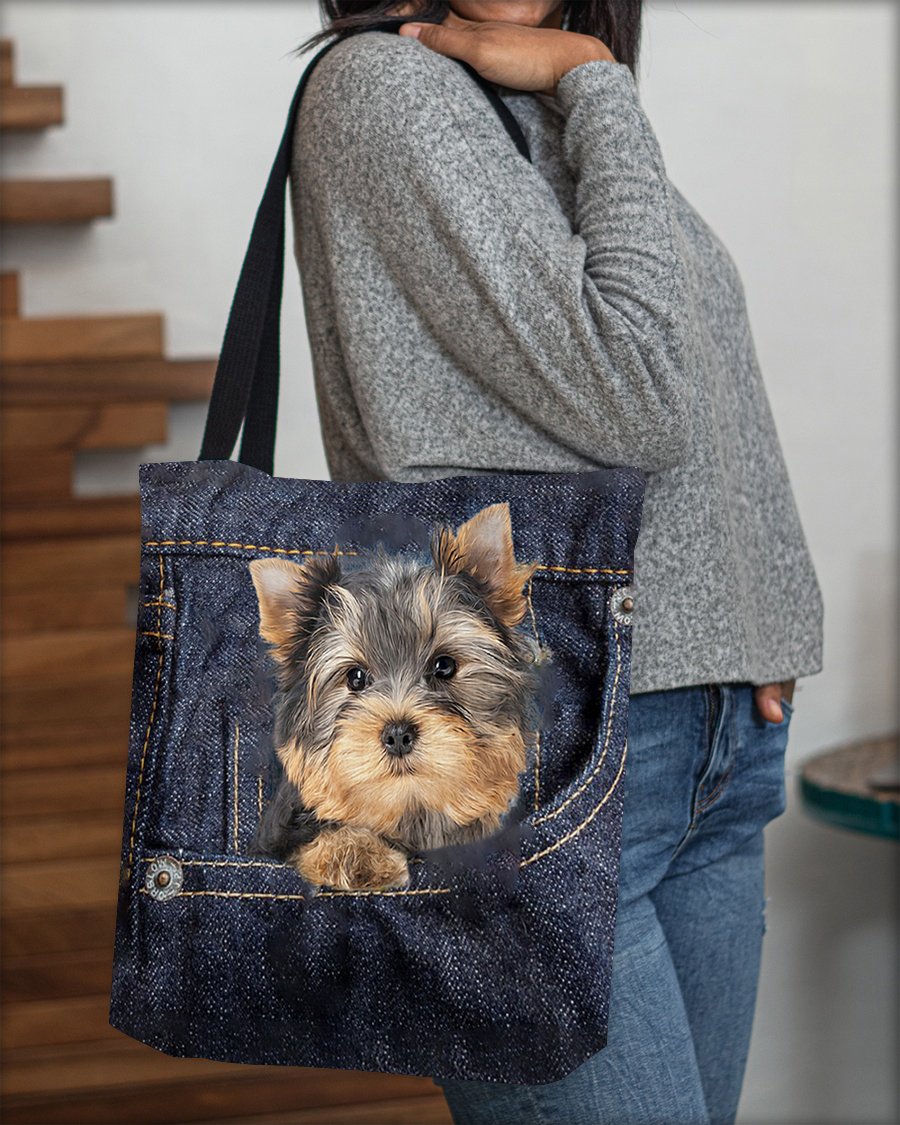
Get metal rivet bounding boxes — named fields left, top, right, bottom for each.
left=610, top=585, right=636, bottom=626
left=145, top=856, right=183, bottom=901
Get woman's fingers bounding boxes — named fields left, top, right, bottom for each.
left=753, top=678, right=796, bottom=723
left=398, top=15, right=602, bottom=94
left=754, top=684, right=784, bottom=724
left=398, top=14, right=481, bottom=58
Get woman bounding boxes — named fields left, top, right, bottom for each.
left=289, top=2, right=824, bottom=1122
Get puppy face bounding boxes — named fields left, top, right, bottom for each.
left=249, top=503, right=541, bottom=838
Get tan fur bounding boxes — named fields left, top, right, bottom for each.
left=248, top=558, right=307, bottom=650
left=432, top=503, right=537, bottom=627
left=291, top=825, right=410, bottom=891
left=291, top=710, right=526, bottom=837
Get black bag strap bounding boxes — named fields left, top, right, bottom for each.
left=198, top=21, right=532, bottom=474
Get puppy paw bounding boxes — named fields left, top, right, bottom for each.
left=291, top=826, right=410, bottom=892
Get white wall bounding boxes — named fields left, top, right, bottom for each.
left=1, top=2, right=896, bottom=1121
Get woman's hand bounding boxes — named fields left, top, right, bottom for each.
left=754, top=678, right=796, bottom=724
left=396, top=9, right=616, bottom=97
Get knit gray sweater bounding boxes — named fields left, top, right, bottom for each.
left=288, top=30, right=824, bottom=695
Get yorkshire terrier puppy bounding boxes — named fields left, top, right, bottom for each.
left=247, top=502, right=545, bottom=892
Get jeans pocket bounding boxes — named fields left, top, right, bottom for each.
left=760, top=702, right=791, bottom=823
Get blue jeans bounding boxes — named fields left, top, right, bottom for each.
left=435, top=681, right=793, bottom=1125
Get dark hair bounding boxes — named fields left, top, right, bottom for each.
left=291, top=2, right=643, bottom=81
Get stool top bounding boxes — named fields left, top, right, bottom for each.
left=799, top=734, right=899, bottom=840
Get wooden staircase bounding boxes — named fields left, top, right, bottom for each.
left=0, top=38, right=451, bottom=1125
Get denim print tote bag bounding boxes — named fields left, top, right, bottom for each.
left=109, top=23, right=646, bottom=1086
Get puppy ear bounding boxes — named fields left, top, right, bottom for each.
left=248, top=555, right=341, bottom=656
left=431, top=502, right=537, bottom=628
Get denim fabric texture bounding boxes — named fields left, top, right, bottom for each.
left=437, top=682, right=793, bottom=1124
left=109, top=459, right=646, bottom=1084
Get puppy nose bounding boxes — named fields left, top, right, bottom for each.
left=381, top=719, right=418, bottom=757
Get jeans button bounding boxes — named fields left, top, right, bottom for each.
left=145, top=856, right=183, bottom=901
left=610, top=585, right=636, bottom=625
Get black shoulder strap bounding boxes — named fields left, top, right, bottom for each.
left=198, top=21, right=532, bottom=474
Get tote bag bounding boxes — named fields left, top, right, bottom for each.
left=109, top=23, right=646, bottom=1086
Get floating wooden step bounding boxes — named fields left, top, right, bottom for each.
left=0, top=855, right=118, bottom=917
left=0, top=313, right=163, bottom=364
left=0, top=39, right=13, bottom=87
left=2, top=995, right=117, bottom=1051
left=1, top=356, right=217, bottom=404
left=1, top=766, right=127, bottom=821
left=0, top=496, right=142, bottom=541
left=3, top=586, right=129, bottom=633
left=1, top=624, right=137, bottom=687
left=3, top=811, right=121, bottom=864
left=2, top=907, right=113, bottom=958
left=1, top=538, right=140, bottom=631
left=1, top=85, right=64, bottom=131
left=2, top=402, right=168, bottom=451
left=1, top=718, right=129, bottom=772
left=2, top=682, right=132, bottom=731
left=1, top=947, right=115, bottom=1002
left=0, top=1089, right=450, bottom=1125
left=199, top=1098, right=451, bottom=1125
left=0, top=1036, right=435, bottom=1107
left=0, top=177, right=113, bottom=224
left=1, top=626, right=136, bottom=729
left=0, top=450, right=74, bottom=504
left=0, top=445, right=150, bottom=504
left=1, top=270, right=19, bottom=315
left=2, top=535, right=139, bottom=596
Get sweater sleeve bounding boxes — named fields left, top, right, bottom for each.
left=297, top=34, right=694, bottom=473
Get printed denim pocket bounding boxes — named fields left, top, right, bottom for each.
left=755, top=694, right=792, bottom=825
left=134, top=526, right=631, bottom=899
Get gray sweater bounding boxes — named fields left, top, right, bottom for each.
left=288, top=30, right=824, bottom=695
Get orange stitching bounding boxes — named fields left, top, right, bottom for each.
left=257, top=775, right=263, bottom=818
left=317, top=886, right=451, bottom=899
left=144, top=856, right=282, bottom=869
left=140, top=631, right=173, bottom=640
left=233, top=721, right=240, bottom=852
left=144, top=539, right=361, bottom=557
left=519, top=738, right=628, bottom=868
left=536, top=564, right=630, bottom=576
left=140, top=887, right=306, bottom=901
left=141, top=854, right=428, bottom=871
left=138, top=885, right=453, bottom=901
left=141, top=537, right=629, bottom=576
left=530, top=620, right=622, bottom=828
left=142, top=600, right=176, bottom=609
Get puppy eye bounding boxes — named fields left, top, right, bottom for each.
left=430, top=654, right=457, bottom=680
left=346, top=666, right=369, bottom=692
